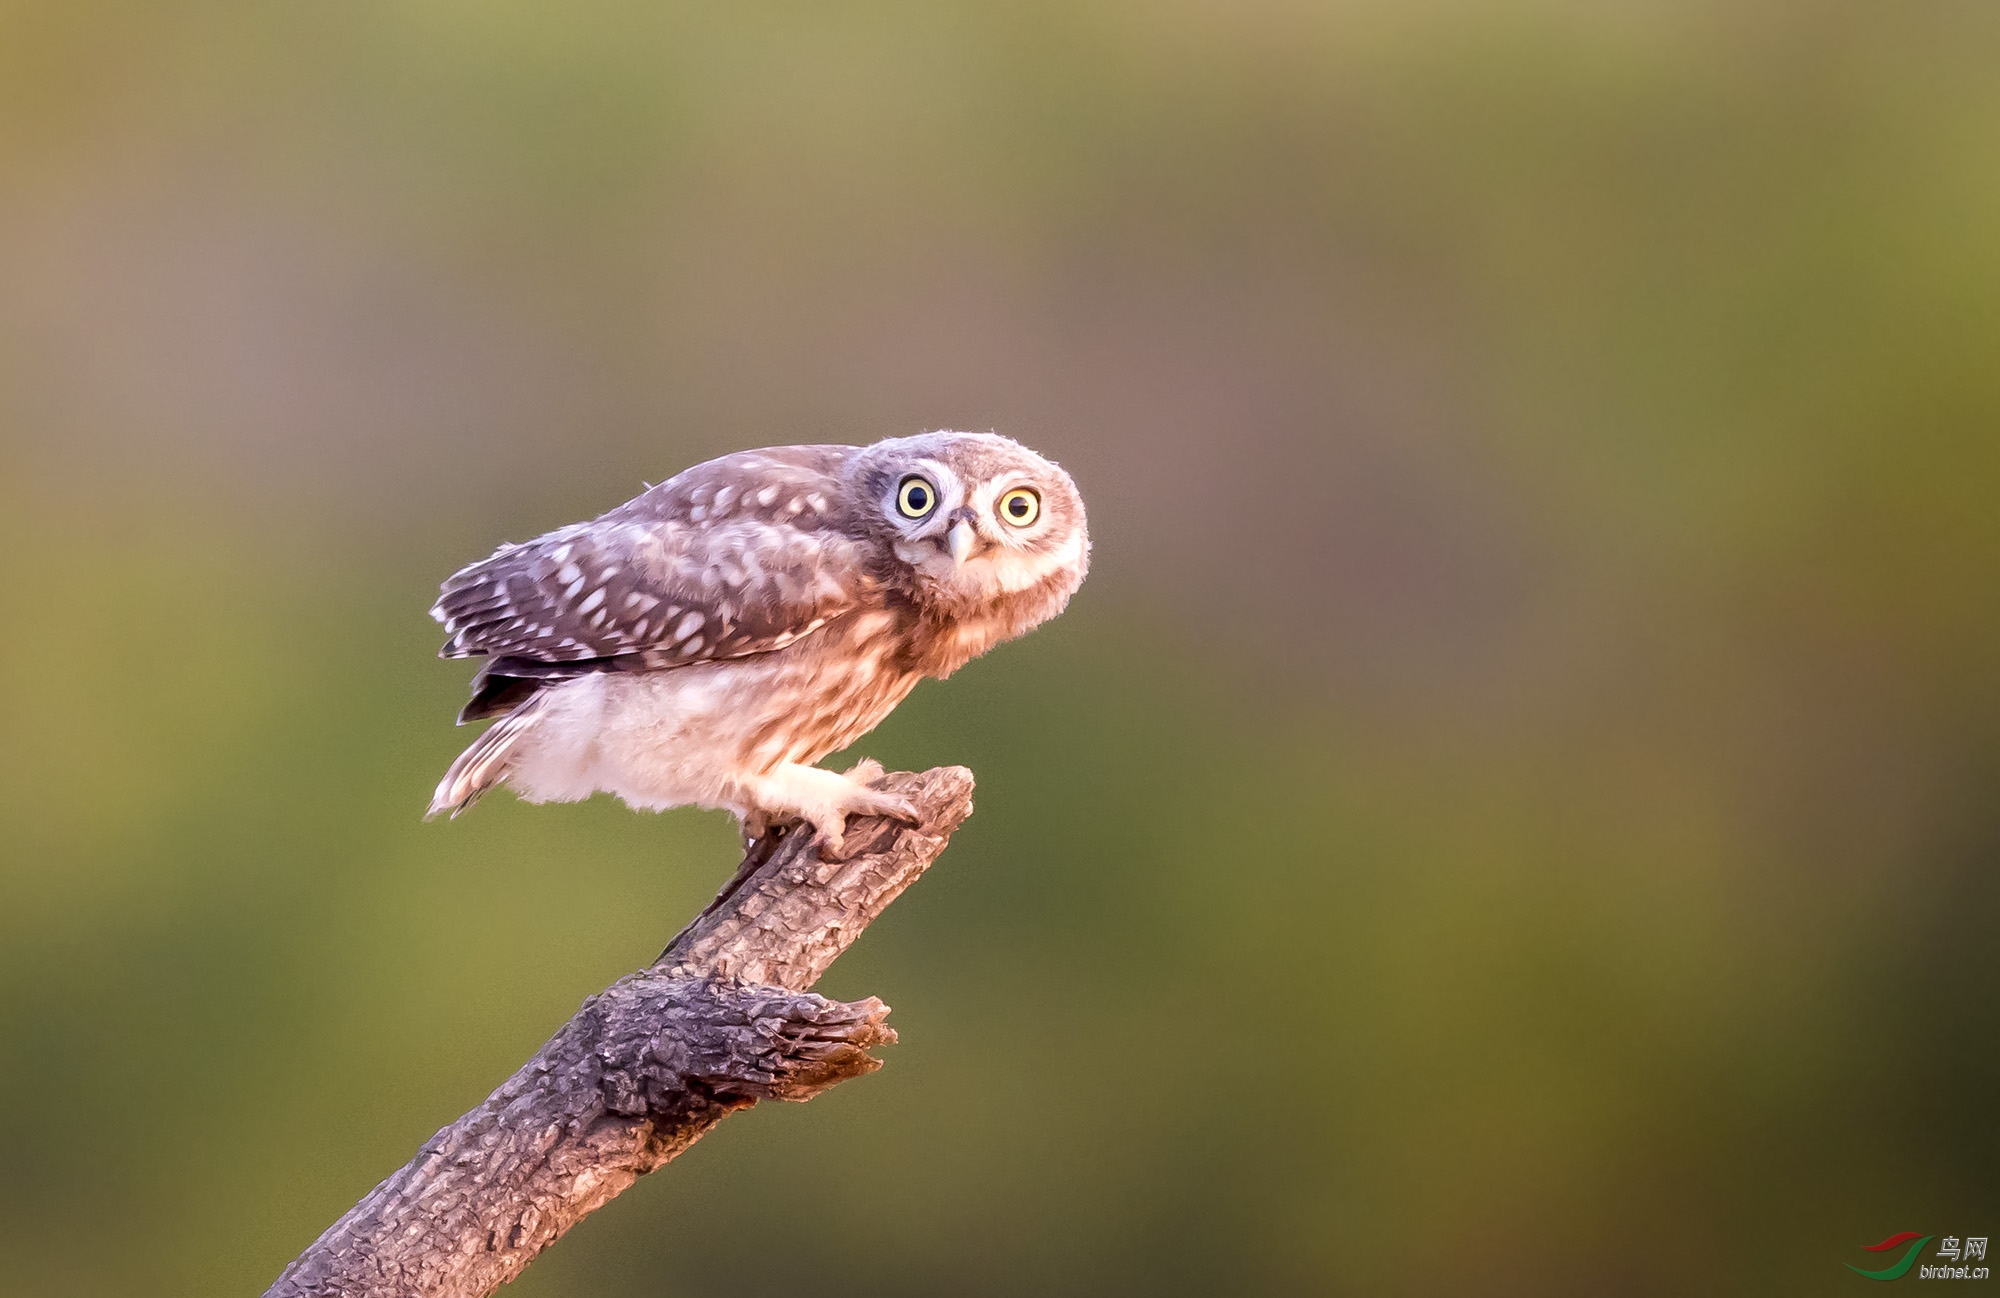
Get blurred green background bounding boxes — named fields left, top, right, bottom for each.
left=3, top=1, right=1997, bottom=1293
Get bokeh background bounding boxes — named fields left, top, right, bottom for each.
left=3, top=2, right=1997, bottom=1294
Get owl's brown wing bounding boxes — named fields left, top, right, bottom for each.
left=432, top=445, right=876, bottom=719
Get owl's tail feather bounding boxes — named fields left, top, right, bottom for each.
left=428, top=697, right=543, bottom=819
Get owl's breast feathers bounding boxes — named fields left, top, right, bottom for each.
left=894, top=562, right=1082, bottom=680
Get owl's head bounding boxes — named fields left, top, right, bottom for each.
left=847, top=431, right=1090, bottom=612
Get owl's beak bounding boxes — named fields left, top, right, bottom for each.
left=947, top=518, right=977, bottom=566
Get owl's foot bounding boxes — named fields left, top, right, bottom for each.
left=738, top=760, right=919, bottom=858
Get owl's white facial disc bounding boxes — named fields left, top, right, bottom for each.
left=850, top=430, right=1091, bottom=608
left=887, top=467, right=1070, bottom=596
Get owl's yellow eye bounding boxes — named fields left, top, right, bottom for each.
left=897, top=476, right=938, bottom=518
left=998, top=487, right=1041, bottom=527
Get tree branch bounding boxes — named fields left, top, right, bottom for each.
left=267, top=765, right=976, bottom=1298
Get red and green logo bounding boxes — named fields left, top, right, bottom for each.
left=1848, top=1233, right=1933, bottom=1281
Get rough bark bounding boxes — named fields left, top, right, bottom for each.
left=268, top=765, right=975, bottom=1298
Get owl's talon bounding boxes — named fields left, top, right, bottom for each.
left=738, top=761, right=922, bottom=860
left=812, top=788, right=920, bottom=860
left=866, top=793, right=921, bottom=824
left=842, top=758, right=918, bottom=823
left=843, top=777, right=920, bottom=826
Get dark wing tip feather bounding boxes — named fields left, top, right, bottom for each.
left=458, top=668, right=546, bottom=723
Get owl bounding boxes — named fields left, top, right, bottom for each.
left=428, top=431, right=1090, bottom=850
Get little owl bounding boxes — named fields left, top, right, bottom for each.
left=428, top=431, right=1090, bottom=850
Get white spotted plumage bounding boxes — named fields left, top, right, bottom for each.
left=428, top=432, right=1090, bottom=852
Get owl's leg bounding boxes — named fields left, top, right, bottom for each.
left=736, top=761, right=919, bottom=857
